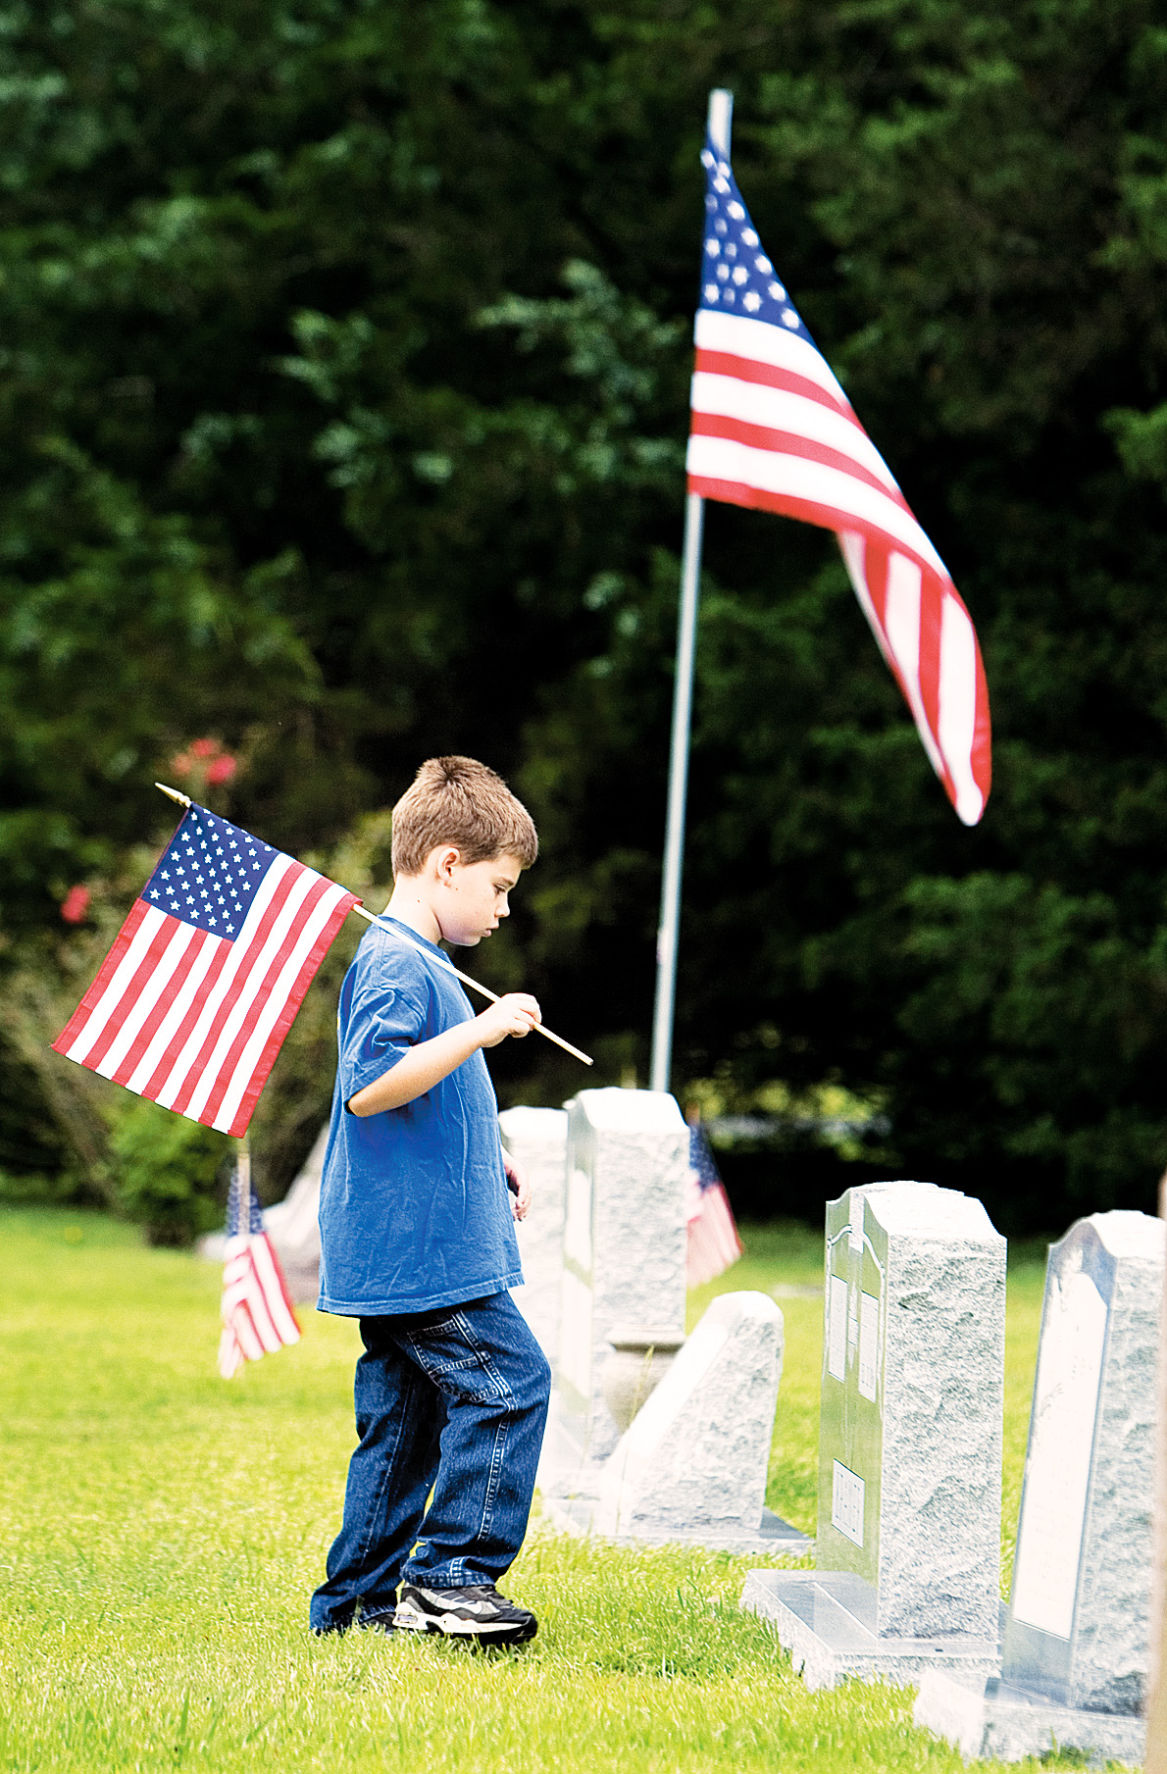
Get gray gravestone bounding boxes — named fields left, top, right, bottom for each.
left=500, top=1106, right=569, bottom=1369
left=263, top=1123, right=328, bottom=1303
left=742, top=1180, right=1006, bottom=1688
left=540, top=1088, right=689, bottom=1515
left=591, top=1290, right=811, bottom=1555
left=915, top=1209, right=1164, bottom=1764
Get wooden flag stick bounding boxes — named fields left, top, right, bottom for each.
left=154, top=781, right=593, bottom=1067
left=350, top=904, right=592, bottom=1066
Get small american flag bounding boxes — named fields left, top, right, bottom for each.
left=52, top=804, right=359, bottom=1137
left=218, top=1152, right=300, bottom=1378
left=687, top=141, right=991, bottom=826
left=686, top=1121, right=743, bottom=1287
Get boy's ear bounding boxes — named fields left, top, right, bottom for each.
left=431, top=844, right=462, bottom=883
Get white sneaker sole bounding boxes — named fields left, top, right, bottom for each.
left=394, top=1602, right=535, bottom=1641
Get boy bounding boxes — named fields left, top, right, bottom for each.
left=309, top=756, right=552, bottom=1645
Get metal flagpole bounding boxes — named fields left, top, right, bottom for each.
left=649, top=86, right=733, bottom=1096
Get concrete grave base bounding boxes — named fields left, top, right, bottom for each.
left=742, top=1570, right=1002, bottom=1692
left=544, top=1491, right=811, bottom=1557
left=913, top=1671, right=1145, bottom=1767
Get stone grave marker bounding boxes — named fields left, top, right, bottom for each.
left=742, top=1179, right=1006, bottom=1688
left=539, top=1087, right=689, bottom=1514
left=591, top=1290, right=811, bottom=1555
left=499, top=1105, right=569, bottom=1368
left=914, top=1208, right=1164, bottom=1765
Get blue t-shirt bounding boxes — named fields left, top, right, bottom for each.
left=316, top=917, right=523, bottom=1315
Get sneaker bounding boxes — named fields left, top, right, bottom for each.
left=394, top=1583, right=537, bottom=1645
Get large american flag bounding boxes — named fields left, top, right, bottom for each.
left=218, top=1152, right=300, bottom=1378
left=687, top=142, right=991, bottom=825
left=52, top=804, right=359, bottom=1136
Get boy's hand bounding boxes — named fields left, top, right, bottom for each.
left=475, top=993, right=541, bottom=1049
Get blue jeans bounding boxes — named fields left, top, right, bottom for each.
left=309, top=1291, right=551, bottom=1633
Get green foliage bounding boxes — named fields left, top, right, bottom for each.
left=106, top=1096, right=231, bottom=1245
left=3, top=0, right=1167, bottom=1232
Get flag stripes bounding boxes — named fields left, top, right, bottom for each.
left=685, top=1122, right=743, bottom=1288
left=218, top=1158, right=300, bottom=1379
left=687, top=149, right=991, bottom=825
left=53, top=805, right=359, bottom=1138
left=686, top=1175, right=744, bottom=1288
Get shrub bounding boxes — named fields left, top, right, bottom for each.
left=107, top=1098, right=232, bottom=1247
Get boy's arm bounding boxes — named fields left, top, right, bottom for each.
left=347, top=993, right=541, bottom=1117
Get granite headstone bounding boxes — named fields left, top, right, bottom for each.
left=500, top=1105, right=569, bottom=1368
left=540, top=1088, right=689, bottom=1512
left=915, top=1208, right=1164, bottom=1764
left=591, top=1290, right=811, bottom=1555
left=742, top=1180, right=1006, bottom=1688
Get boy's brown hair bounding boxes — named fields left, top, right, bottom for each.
left=390, top=756, right=539, bottom=878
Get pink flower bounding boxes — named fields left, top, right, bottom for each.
left=170, top=751, right=193, bottom=778
left=61, top=885, right=91, bottom=924
left=205, top=754, right=237, bottom=786
left=190, top=737, right=218, bottom=759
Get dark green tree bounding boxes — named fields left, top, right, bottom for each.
left=2, top=0, right=1166, bottom=1232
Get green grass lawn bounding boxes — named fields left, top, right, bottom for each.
left=0, top=1207, right=1112, bottom=1773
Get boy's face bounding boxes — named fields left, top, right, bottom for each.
left=437, top=852, right=524, bottom=948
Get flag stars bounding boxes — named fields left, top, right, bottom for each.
left=699, top=139, right=812, bottom=343
left=143, top=806, right=279, bottom=937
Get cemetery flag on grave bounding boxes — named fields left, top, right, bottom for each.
left=218, top=1152, right=300, bottom=1378
left=52, top=803, right=359, bottom=1137
left=687, top=140, right=992, bottom=825
left=685, top=1120, right=743, bottom=1286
